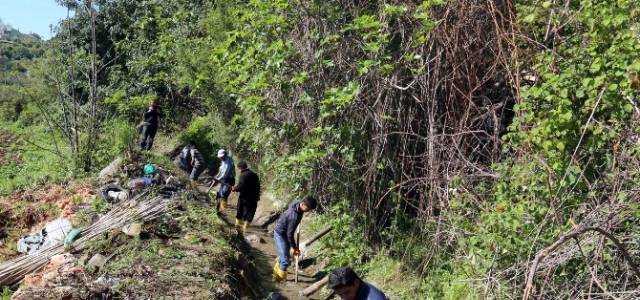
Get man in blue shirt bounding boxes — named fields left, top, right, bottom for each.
left=272, top=196, right=317, bottom=282
left=328, top=266, right=388, bottom=300
left=214, top=149, right=235, bottom=211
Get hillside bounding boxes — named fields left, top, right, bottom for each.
left=1, top=1, right=640, bottom=299
left=0, top=19, right=40, bottom=42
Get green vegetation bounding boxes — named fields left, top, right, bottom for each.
left=1, top=1, right=639, bottom=299
left=83, top=201, right=240, bottom=298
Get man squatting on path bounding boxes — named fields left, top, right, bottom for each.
left=215, top=149, right=235, bottom=211
left=231, top=160, right=260, bottom=233
left=272, top=196, right=317, bottom=282
left=188, top=142, right=206, bottom=184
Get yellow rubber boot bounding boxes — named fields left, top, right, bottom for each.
left=272, top=262, right=287, bottom=282
left=219, top=200, right=227, bottom=211
left=242, top=221, right=249, bottom=234
left=272, top=261, right=279, bottom=281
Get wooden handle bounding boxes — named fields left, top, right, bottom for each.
left=295, top=227, right=301, bottom=283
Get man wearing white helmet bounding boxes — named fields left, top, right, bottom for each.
left=214, top=149, right=235, bottom=211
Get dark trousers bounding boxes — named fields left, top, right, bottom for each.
left=179, top=158, right=193, bottom=173
left=140, top=125, right=158, bottom=151
left=190, top=164, right=205, bottom=180
left=236, top=198, right=258, bottom=222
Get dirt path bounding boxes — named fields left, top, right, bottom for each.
left=198, top=184, right=325, bottom=300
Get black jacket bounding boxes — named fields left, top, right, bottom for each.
left=274, top=201, right=303, bottom=249
left=235, top=168, right=260, bottom=203
left=142, top=107, right=162, bottom=126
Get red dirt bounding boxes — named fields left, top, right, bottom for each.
left=0, top=182, right=96, bottom=262
left=2, top=182, right=96, bottom=225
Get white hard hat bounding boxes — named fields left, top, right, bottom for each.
left=217, top=149, right=227, bottom=158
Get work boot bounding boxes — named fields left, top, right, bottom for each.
left=272, top=262, right=287, bottom=282
left=242, top=221, right=249, bottom=234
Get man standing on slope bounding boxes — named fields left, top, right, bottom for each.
left=139, top=101, right=162, bottom=151
left=231, top=160, right=260, bottom=233
left=215, top=149, right=235, bottom=211
left=328, top=266, right=388, bottom=300
left=272, top=196, right=317, bottom=282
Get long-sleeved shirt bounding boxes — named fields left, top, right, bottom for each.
left=215, top=156, right=235, bottom=182
left=273, top=201, right=303, bottom=249
left=190, top=148, right=205, bottom=167
left=235, top=168, right=260, bottom=203
left=142, top=107, right=162, bottom=127
left=356, top=282, right=389, bottom=300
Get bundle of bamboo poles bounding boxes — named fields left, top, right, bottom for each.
left=0, top=190, right=176, bottom=287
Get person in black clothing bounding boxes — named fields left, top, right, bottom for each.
left=231, top=160, right=260, bottom=233
left=139, top=101, right=162, bottom=151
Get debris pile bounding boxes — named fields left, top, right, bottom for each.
left=0, top=156, right=247, bottom=299
left=16, top=218, right=73, bottom=255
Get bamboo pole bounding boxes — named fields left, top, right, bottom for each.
left=0, top=191, right=176, bottom=287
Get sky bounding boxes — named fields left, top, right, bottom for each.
left=0, top=0, right=69, bottom=39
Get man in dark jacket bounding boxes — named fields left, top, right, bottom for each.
left=178, top=143, right=193, bottom=173
left=328, top=266, right=388, bottom=300
left=231, top=161, right=260, bottom=233
left=188, top=142, right=206, bottom=185
left=272, top=196, right=317, bottom=282
left=139, top=101, right=162, bottom=151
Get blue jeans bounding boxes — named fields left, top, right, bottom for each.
left=273, top=232, right=290, bottom=271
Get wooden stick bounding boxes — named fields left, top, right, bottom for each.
left=295, top=226, right=300, bottom=283
left=301, top=226, right=333, bottom=249
left=299, top=275, right=329, bottom=297
left=205, top=178, right=220, bottom=193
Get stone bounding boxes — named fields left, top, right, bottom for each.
left=253, top=211, right=280, bottom=228
left=87, top=254, right=107, bottom=270
left=244, top=234, right=264, bottom=245
left=98, top=157, right=123, bottom=179
left=89, top=276, right=115, bottom=293
left=122, top=223, right=142, bottom=237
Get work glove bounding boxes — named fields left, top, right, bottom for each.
left=292, top=248, right=301, bottom=257
left=231, top=186, right=236, bottom=192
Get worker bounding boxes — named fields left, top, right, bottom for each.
left=328, top=266, right=388, bottom=300
left=231, top=160, right=261, bottom=233
left=178, top=143, right=193, bottom=173
left=139, top=100, right=162, bottom=151
left=214, top=149, right=235, bottom=211
left=272, top=196, right=317, bottom=282
left=188, top=142, right=206, bottom=186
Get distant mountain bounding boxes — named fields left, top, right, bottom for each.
left=0, top=18, right=41, bottom=42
